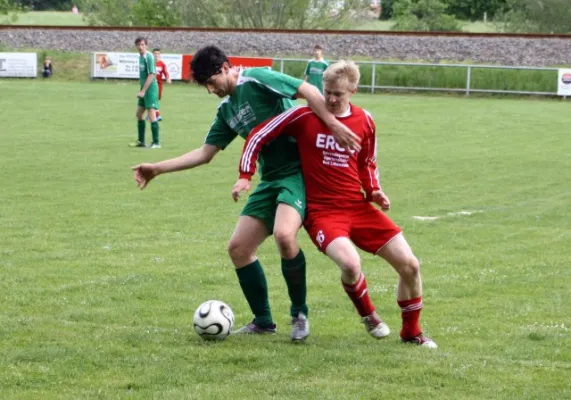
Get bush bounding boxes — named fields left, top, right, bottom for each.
left=392, top=0, right=462, bottom=32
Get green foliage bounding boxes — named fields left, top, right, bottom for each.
left=18, top=0, right=73, bottom=11
left=78, top=0, right=369, bottom=28
left=77, top=0, right=135, bottom=26
left=444, top=0, right=507, bottom=20
left=131, top=0, right=180, bottom=27
left=392, top=0, right=461, bottom=31
left=494, top=0, right=571, bottom=33
left=379, top=0, right=395, bottom=19
left=0, top=0, right=23, bottom=23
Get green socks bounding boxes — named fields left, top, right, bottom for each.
left=282, top=249, right=308, bottom=317
left=236, top=260, right=273, bottom=328
left=151, top=121, right=159, bottom=144
left=137, top=120, right=145, bottom=143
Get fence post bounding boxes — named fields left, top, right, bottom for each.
left=466, top=66, right=472, bottom=96
left=371, top=63, right=376, bottom=94
left=280, top=59, right=284, bottom=74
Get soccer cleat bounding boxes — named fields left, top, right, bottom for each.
left=361, top=312, right=390, bottom=338
left=129, top=141, right=146, bottom=148
left=156, top=116, right=162, bottom=121
left=149, top=143, right=161, bottom=149
left=232, top=320, right=277, bottom=335
left=290, top=313, right=310, bottom=342
left=402, top=335, right=438, bottom=349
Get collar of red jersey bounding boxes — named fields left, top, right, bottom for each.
left=335, top=105, right=352, bottom=118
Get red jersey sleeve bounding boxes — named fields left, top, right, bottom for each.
left=239, top=105, right=312, bottom=180
left=358, top=110, right=381, bottom=199
left=161, top=61, right=170, bottom=80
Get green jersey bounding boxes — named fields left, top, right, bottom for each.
left=205, top=67, right=303, bottom=181
left=304, top=59, right=329, bottom=93
left=139, top=51, right=158, bottom=90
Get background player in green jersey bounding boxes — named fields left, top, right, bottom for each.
left=132, top=46, right=359, bottom=341
left=304, top=45, right=329, bottom=94
left=131, top=37, right=161, bottom=149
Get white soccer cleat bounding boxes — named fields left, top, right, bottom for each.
left=402, top=335, right=438, bottom=349
left=362, top=312, right=390, bottom=338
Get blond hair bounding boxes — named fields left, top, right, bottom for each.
left=323, top=60, right=360, bottom=91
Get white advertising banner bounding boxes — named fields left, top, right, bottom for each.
left=557, top=69, right=571, bottom=96
left=0, top=53, right=37, bottom=78
left=91, top=52, right=183, bottom=80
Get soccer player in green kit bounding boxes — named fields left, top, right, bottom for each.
left=304, top=45, right=329, bottom=94
left=132, top=46, right=359, bottom=341
left=131, top=37, right=161, bottom=149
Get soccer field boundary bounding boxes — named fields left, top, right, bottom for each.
left=412, top=189, right=571, bottom=221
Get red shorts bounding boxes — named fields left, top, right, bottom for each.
left=158, top=83, right=163, bottom=100
left=304, top=202, right=402, bottom=254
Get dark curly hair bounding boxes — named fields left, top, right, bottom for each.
left=191, top=45, right=231, bottom=85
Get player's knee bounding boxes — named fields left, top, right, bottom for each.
left=273, top=228, right=298, bottom=258
left=227, top=239, right=255, bottom=267
left=397, top=255, right=420, bottom=280
left=339, top=257, right=362, bottom=278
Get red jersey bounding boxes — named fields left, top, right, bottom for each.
left=239, top=104, right=381, bottom=210
left=155, top=60, right=169, bottom=84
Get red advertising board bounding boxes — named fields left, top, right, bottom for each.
left=181, top=55, right=273, bottom=81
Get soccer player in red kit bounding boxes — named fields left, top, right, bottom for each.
left=232, top=61, right=437, bottom=348
left=153, top=48, right=171, bottom=121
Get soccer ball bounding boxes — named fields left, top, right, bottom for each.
left=193, top=300, right=235, bottom=341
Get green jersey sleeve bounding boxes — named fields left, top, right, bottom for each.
left=146, top=53, right=156, bottom=74
left=242, top=68, right=302, bottom=99
left=204, top=111, right=238, bottom=150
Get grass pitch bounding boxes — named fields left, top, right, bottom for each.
left=0, top=80, right=569, bottom=399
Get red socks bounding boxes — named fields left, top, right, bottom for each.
left=398, top=296, right=423, bottom=339
left=342, top=273, right=375, bottom=317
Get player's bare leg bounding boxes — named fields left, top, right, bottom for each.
left=228, top=216, right=276, bottom=334
left=274, top=203, right=309, bottom=341
left=377, top=233, right=437, bottom=348
left=326, top=237, right=390, bottom=338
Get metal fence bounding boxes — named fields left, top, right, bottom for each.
left=274, top=58, right=561, bottom=97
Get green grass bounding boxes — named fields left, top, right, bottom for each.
left=1, top=81, right=570, bottom=399
left=12, top=11, right=86, bottom=26
left=352, top=19, right=498, bottom=33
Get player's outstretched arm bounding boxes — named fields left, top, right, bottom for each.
left=297, top=82, right=361, bottom=151
left=132, top=144, right=220, bottom=190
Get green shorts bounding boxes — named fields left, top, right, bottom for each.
left=137, top=87, right=160, bottom=110
left=241, top=172, right=306, bottom=233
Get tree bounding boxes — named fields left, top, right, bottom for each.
left=444, top=0, right=507, bottom=20
left=494, top=0, right=571, bottom=33
left=392, top=0, right=462, bottom=31
left=79, top=0, right=369, bottom=29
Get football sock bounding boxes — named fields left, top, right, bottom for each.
left=398, top=296, right=423, bottom=339
left=137, top=120, right=145, bottom=144
left=342, top=273, right=375, bottom=317
left=151, top=121, right=159, bottom=144
left=281, top=249, right=308, bottom=317
left=236, top=260, right=273, bottom=328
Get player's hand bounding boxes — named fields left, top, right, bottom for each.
left=371, top=190, right=390, bottom=211
left=137, top=90, right=145, bottom=98
left=232, top=179, right=251, bottom=202
left=132, top=163, right=158, bottom=190
left=329, top=120, right=361, bottom=152
left=166, top=79, right=172, bottom=84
